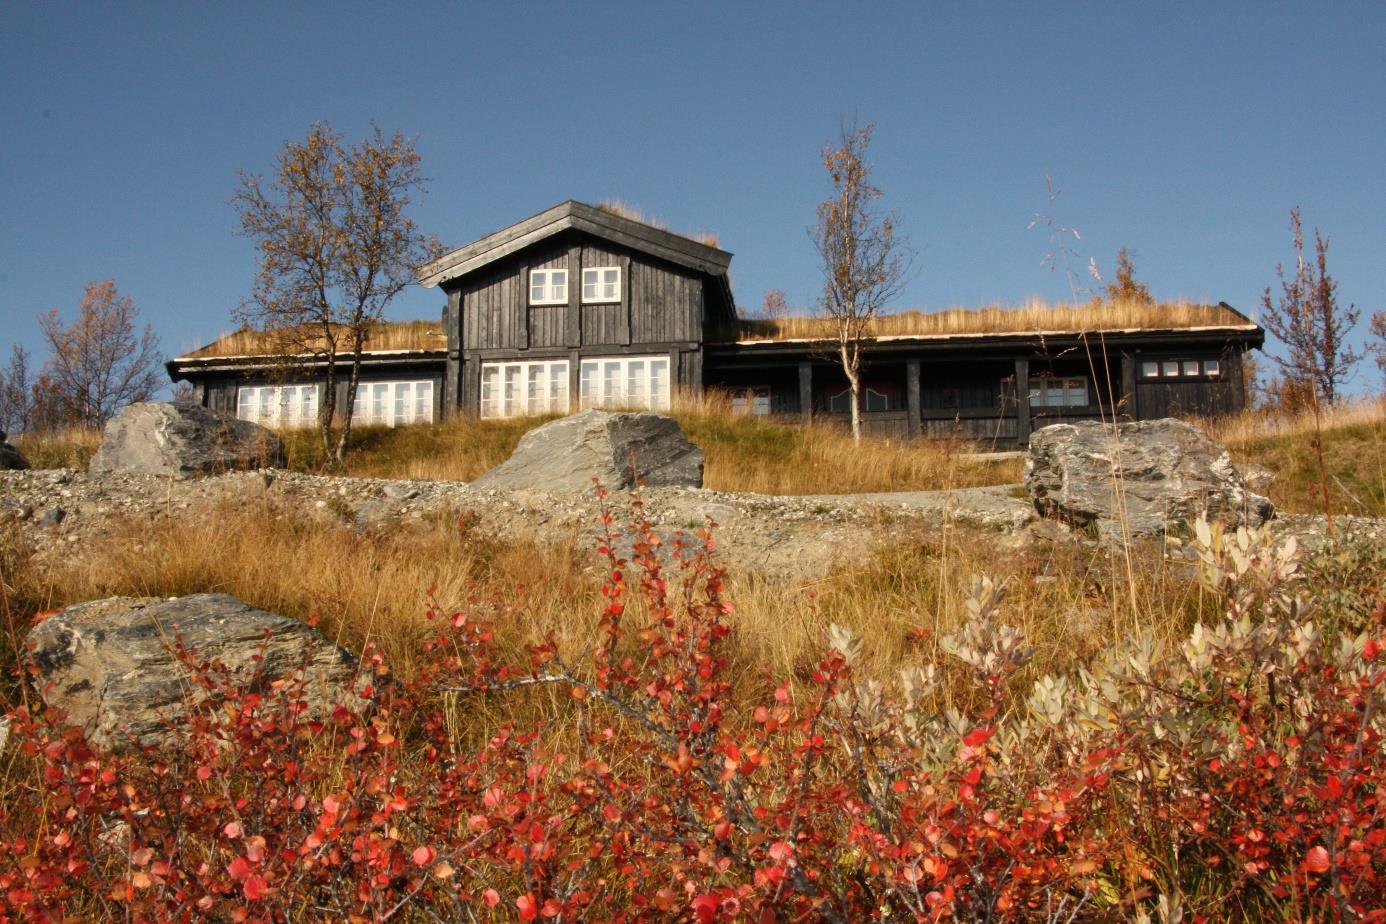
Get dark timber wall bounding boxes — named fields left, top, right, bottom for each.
left=444, top=229, right=709, bottom=415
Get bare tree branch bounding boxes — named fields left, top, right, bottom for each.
left=231, top=122, right=440, bottom=465
left=34, top=280, right=163, bottom=429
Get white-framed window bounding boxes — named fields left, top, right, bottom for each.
left=579, top=356, right=670, bottom=411
left=730, top=387, right=772, bottom=416
left=236, top=384, right=319, bottom=428
left=351, top=380, right=435, bottom=427
left=582, top=266, right=621, bottom=303
left=529, top=268, right=568, bottom=305
left=480, top=360, right=570, bottom=419
left=828, top=388, right=888, bottom=413
left=1140, top=358, right=1223, bottom=379
left=1028, top=377, right=1089, bottom=408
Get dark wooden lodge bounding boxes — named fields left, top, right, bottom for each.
left=168, top=201, right=1263, bottom=447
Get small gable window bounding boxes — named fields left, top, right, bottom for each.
left=529, top=268, right=567, bottom=305
left=582, top=267, right=621, bottom=303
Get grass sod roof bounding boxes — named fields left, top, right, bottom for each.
left=174, top=301, right=1256, bottom=362
left=724, top=300, right=1257, bottom=343
left=175, top=320, right=448, bottom=362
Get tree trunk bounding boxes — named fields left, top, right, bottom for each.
left=319, top=356, right=337, bottom=463
left=333, top=336, right=366, bottom=465
left=841, top=344, right=862, bottom=445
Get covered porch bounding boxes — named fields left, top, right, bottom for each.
left=705, top=350, right=1127, bottom=448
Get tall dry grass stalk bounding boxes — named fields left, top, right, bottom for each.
left=729, top=300, right=1251, bottom=342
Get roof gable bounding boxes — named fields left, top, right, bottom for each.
left=418, top=200, right=733, bottom=288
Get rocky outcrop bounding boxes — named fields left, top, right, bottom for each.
left=1024, top=418, right=1273, bottom=537
left=0, top=431, right=29, bottom=470
left=471, top=409, right=704, bottom=493
left=89, top=402, right=285, bottom=477
left=26, top=593, right=363, bottom=750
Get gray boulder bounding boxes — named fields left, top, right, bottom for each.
left=26, top=593, right=364, bottom=750
left=89, top=402, right=285, bottom=477
left=1024, top=418, right=1273, bottom=537
left=471, top=409, right=703, bottom=493
left=0, top=430, right=29, bottom=470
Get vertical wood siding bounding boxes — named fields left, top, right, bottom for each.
left=529, top=305, right=567, bottom=348
left=456, top=236, right=705, bottom=356
left=581, top=304, right=626, bottom=344
left=630, top=255, right=700, bottom=344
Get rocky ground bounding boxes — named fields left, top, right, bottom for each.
left=4, top=468, right=1384, bottom=578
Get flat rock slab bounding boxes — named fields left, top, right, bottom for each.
left=26, top=593, right=363, bottom=751
left=89, top=402, right=285, bottom=477
left=1024, top=418, right=1273, bottom=537
left=471, top=409, right=703, bottom=493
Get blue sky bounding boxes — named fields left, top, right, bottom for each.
left=2, top=1, right=1382, bottom=392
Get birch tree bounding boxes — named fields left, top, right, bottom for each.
left=232, top=122, right=438, bottom=464
left=811, top=122, right=908, bottom=443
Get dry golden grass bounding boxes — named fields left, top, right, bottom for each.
left=13, top=401, right=1018, bottom=495
left=673, top=391, right=1021, bottom=494
left=6, top=501, right=597, bottom=680
left=595, top=199, right=721, bottom=249
left=1, top=495, right=1212, bottom=704
left=278, top=395, right=1020, bottom=494
left=728, top=300, right=1252, bottom=342
left=280, top=415, right=556, bottom=481
left=13, top=426, right=102, bottom=469
left=1212, top=398, right=1386, bottom=517
left=178, top=320, right=447, bottom=360
left=1202, top=395, right=1386, bottom=444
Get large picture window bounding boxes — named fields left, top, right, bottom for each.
left=351, top=380, right=435, bottom=427
left=529, top=268, right=568, bottom=305
left=237, top=384, right=319, bottom=429
left=1028, top=377, right=1089, bottom=408
left=579, top=356, right=671, bottom=411
left=480, top=361, right=570, bottom=419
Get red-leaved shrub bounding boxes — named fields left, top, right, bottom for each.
left=1, top=494, right=1382, bottom=922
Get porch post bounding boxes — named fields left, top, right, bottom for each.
left=798, top=361, right=813, bottom=426
left=906, top=359, right=921, bottom=439
left=1014, top=358, right=1030, bottom=445
left=1120, top=351, right=1137, bottom=420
